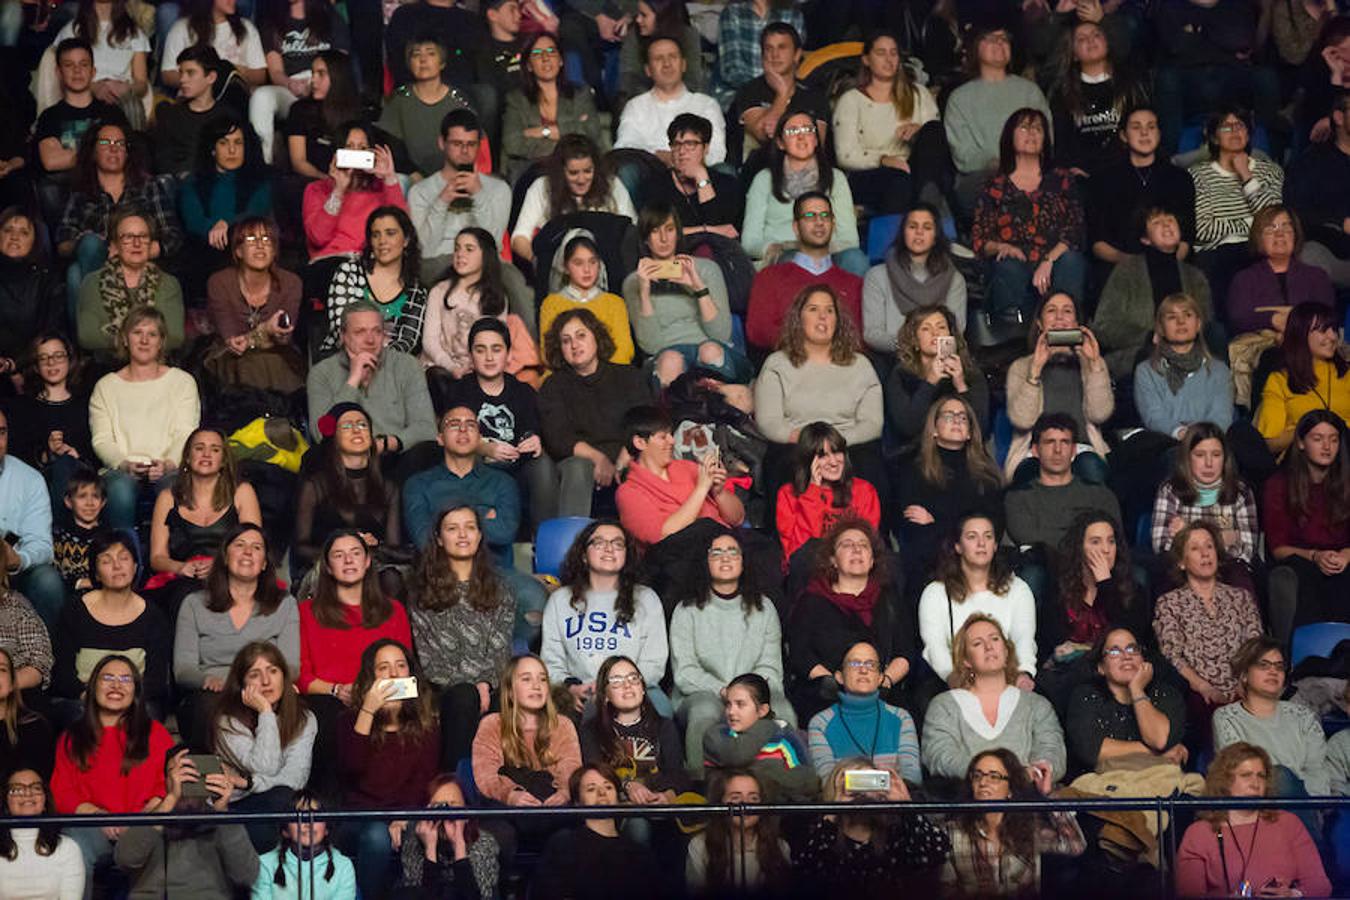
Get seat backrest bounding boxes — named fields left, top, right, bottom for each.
left=1291, top=623, right=1350, bottom=669
left=533, top=516, right=594, bottom=577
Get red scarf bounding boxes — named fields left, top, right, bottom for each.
left=808, top=576, right=881, bottom=627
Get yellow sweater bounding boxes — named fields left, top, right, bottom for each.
left=1256, top=360, right=1350, bottom=439
left=538, top=291, right=635, bottom=365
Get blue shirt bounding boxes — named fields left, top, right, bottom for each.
left=0, top=455, right=53, bottom=571
left=402, top=460, right=521, bottom=569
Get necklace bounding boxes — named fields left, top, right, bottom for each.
left=1224, top=815, right=1260, bottom=895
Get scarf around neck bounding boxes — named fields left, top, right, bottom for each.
left=884, top=246, right=954, bottom=316
left=783, top=160, right=820, bottom=200
left=808, top=575, right=881, bottom=627
left=1159, top=342, right=1205, bottom=394
left=98, top=261, right=162, bottom=341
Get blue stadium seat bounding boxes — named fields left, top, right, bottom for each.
left=866, top=214, right=903, bottom=264
left=1291, top=622, right=1350, bottom=670
left=533, top=516, right=593, bottom=578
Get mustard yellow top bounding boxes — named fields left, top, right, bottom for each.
left=539, top=290, right=635, bottom=366
left=1255, top=360, right=1350, bottom=439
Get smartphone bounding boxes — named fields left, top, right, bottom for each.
left=1046, top=328, right=1085, bottom=348
left=454, top=162, right=475, bottom=173
left=182, top=754, right=224, bottom=799
left=843, top=769, right=891, bottom=794
left=651, top=259, right=684, bottom=280
left=381, top=676, right=419, bottom=701
left=936, top=335, right=956, bottom=359
left=335, top=148, right=375, bottom=171
left=277, top=312, right=292, bottom=329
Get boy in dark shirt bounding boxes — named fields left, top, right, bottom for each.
left=151, top=45, right=226, bottom=176
left=53, top=468, right=106, bottom=595
left=34, top=38, right=119, bottom=179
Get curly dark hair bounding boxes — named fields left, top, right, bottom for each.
left=810, top=515, right=890, bottom=588
left=775, top=284, right=861, bottom=366
left=559, top=519, right=641, bottom=626
left=542, top=307, right=616, bottom=371
left=361, top=205, right=422, bottom=291
left=952, top=748, right=1041, bottom=864
left=1054, top=511, right=1136, bottom=626
left=411, top=505, right=509, bottom=614
left=678, top=527, right=769, bottom=616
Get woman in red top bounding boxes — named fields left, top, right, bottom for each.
left=1262, top=409, right=1350, bottom=633
left=51, top=653, right=174, bottom=874
left=775, top=422, right=881, bottom=567
left=299, top=529, right=411, bottom=796
left=301, top=123, right=407, bottom=262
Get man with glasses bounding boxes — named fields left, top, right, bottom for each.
left=745, top=191, right=863, bottom=351
left=408, top=108, right=512, bottom=282
left=615, top=36, right=726, bottom=166
left=806, top=641, right=921, bottom=783
left=0, top=406, right=63, bottom=629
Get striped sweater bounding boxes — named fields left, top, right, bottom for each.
left=1188, top=157, right=1283, bottom=252
left=808, top=692, right=922, bottom=783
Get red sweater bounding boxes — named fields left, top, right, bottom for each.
left=51, top=722, right=174, bottom=814
left=335, top=710, right=440, bottom=809
left=1262, top=471, right=1350, bottom=553
left=301, top=179, right=408, bottom=259
left=1177, top=813, right=1330, bottom=898
left=616, top=459, right=736, bottom=546
left=297, top=598, right=412, bottom=692
left=775, top=479, right=882, bottom=561
left=745, top=261, right=863, bottom=351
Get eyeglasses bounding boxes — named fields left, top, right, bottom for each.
left=1015, top=121, right=1043, bottom=133
left=338, top=421, right=370, bottom=432
left=1261, top=222, right=1294, bottom=235
left=36, top=352, right=68, bottom=364
left=99, top=672, right=134, bottom=685
left=797, top=211, right=833, bottom=221
left=783, top=125, right=816, bottom=137
left=1217, top=122, right=1248, bottom=134
left=606, top=673, right=643, bottom=687
left=117, top=233, right=151, bottom=244
left=844, top=659, right=880, bottom=672
left=670, top=139, right=704, bottom=150
left=1252, top=659, right=1285, bottom=672
left=971, top=770, right=1010, bottom=783
left=96, top=138, right=128, bottom=148
left=939, top=411, right=969, bottom=424
left=708, top=547, right=742, bottom=559
left=588, top=537, right=627, bottom=551
left=242, top=234, right=274, bottom=245
left=5, top=784, right=43, bottom=797
left=530, top=46, right=559, bottom=56
left=441, top=419, right=480, bottom=432
left=1104, top=644, right=1141, bottom=658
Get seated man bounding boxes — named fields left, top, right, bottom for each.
left=306, top=301, right=437, bottom=464
left=807, top=640, right=921, bottom=784
left=1284, top=90, right=1350, bottom=288
left=0, top=406, right=63, bottom=629
left=151, top=45, right=227, bottom=177
left=745, top=191, right=863, bottom=352
left=34, top=38, right=118, bottom=186
left=615, top=36, right=726, bottom=166
left=729, top=22, right=829, bottom=171
left=376, top=37, right=475, bottom=178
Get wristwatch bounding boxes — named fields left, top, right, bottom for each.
left=541, top=126, right=552, bottom=138
left=696, top=178, right=710, bottom=189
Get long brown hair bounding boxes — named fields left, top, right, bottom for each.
left=308, top=530, right=394, bottom=629
left=1283, top=409, right=1350, bottom=526
left=590, top=655, right=658, bottom=771
left=916, top=395, right=1002, bottom=489
left=936, top=514, right=1014, bottom=606
left=546, top=134, right=615, bottom=217
left=702, top=769, right=790, bottom=891
left=858, top=30, right=918, bottom=120
left=776, top=284, right=860, bottom=366
left=171, top=427, right=239, bottom=513
left=351, top=639, right=437, bottom=746
left=790, top=422, right=855, bottom=508
left=202, top=523, right=284, bottom=615
left=559, top=520, right=641, bottom=626
left=953, top=748, right=1040, bottom=864
left=309, top=405, right=392, bottom=529
left=498, top=654, right=563, bottom=769
left=64, top=654, right=155, bottom=774
left=411, top=505, right=509, bottom=614
left=72, top=0, right=140, bottom=52
left=1167, top=422, right=1244, bottom=506
left=0, top=647, right=38, bottom=744
left=210, top=642, right=310, bottom=774
left=1281, top=302, right=1349, bottom=394
left=1200, top=742, right=1279, bottom=824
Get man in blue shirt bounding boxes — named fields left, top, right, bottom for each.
left=0, top=407, right=64, bottom=627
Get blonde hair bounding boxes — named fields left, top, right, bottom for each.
left=1148, top=292, right=1211, bottom=372
left=498, top=654, right=562, bottom=769
left=948, top=613, right=1021, bottom=688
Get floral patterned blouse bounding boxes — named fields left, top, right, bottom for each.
left=971, top=168, right=1085, bottom=264
left=1152, top=583, right=1262, bottom=697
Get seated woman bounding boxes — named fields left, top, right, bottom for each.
left=618, top=0, right=704, bottom=97
left=146, top=427, right=262, bottom=620
left=0, top=645, right=54, bottom=778
left=321, top=205, right=426, bottom=355
left=895, top=397, right=1003, bottom=581
left=1064, top=627, right=1187, bottom=775
left=1176, top=742, right=1331, bottom=898
left=1039, top=513, right=1146, bottom=714
left=293, top=403, right=402, bottom=586
left=396, top=775, right=499, bottom=897
left=510, top=134, right=635, bottom=264
left=338, top=638, right=440, bottom=898
left=538, top=235, right=635, bottom=365
left=1263, top=409, right=1350, bottom=634
left=755, top=285, right=885, bottom=497
left=541, top=520, right=670, bottom=716
left=471, top=653, right=582, bottom=807
left=538, top=311, right=651, bottom=517
left=685, top=769, right=791, bottom=895
left=971, top=108, right=1087, bottom=323
left=646, top=113, right=744, bottom=242
left=1256, top=302, right=1350, bottom=458
left=173, top=523, right=299, bottom=750
left=178, top=115, right=272, bottom=297
left=670, top=528, right=788, bottom=770
left=502, top=32, right=608, bottom=182
left=0, top=768, right=85, bottom=898
left=249, top=0, right=350, bottom=166
left=533, top=764, right=661, bottom=899
left=795, top=757, right=949, bottom=894
left=921, top=615, right=1066, bottom=783
left=1004, top=292, right=1112, bottom=480
left=75, top=208, right=185, bottom=359
left=1226, top=206, right=1334, bottom=338
left=919, top=514, right=1037, bottom=688
left=375, top=38, right=474, bottom=178
left=886, top=305, right=988, bottom=447
left=210, top=641, right=317, bottom=851
left=742, top=111, right=866, bottom=274
left=203, top=215, right=304, bottom=396
left=1189, top=106, right=1285, bottom=307
left=579, top=654, right=690, bottom=834
left=807, top=639, right=921, bottom=782
left=1153, top=521, right=1263, bottom=748
left=284, top=50, right=361, bottom=182
left=0, top=208, right=62, bottom=375
left=51, top=533, right=171, bottom=718
left=1133, top=292, right=1233, bottom=441
left=787, top=518, right=916, bottom=723
left=702, top=672, right=816, bottom=802
left=421, top=228, right=539, bottom=386
left=940, top=748, right=1086, bottom=897
left=9, top=333, right=96, bottom=506
left=301, top=123, right=407, bottom=262
left=408, top=505, right=517, bottom=768
left=832, top=31, right=941, bottom=216
left=775, top=423, right=881, bottom=566
left=622, top=199, right=749, bottom=386
left=1048, top=21, right=1144, bottom=177
left=88, top=306, right=201, bottom=530
left=254, top=790, right=357, bottom=897
left=51, top=653, right=175, bottom=873
left=863, top=206, right=968, bottom=355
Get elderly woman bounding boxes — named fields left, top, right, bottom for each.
left=1226, top=206, right=1335, bottom=337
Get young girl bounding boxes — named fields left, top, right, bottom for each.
left=252, top=790, right=358, bottom=899
left=685, top=768, right=792, bottom=896
left=537, top=235, right=635, bottom=364
left=471, top=654, right=582, bottom=808
left=775, top=422, right=882, bottom=564
left=9, top=333, right=95, bottom=509
left=1151, top=423, right=1259, bottom=572
left=702, top=673, right=818, bottom=801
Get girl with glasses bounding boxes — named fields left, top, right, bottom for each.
left=0, top=768, right=84, bottom=898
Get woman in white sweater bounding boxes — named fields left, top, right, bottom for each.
left=0, top=768, right=85, bottom=899
left=919, top=513, right=1037, bottom=686
left=88, top=305, right=201, bottom=531
left=540, top=520, right=670, bottom=717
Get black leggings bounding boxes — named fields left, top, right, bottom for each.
left=437, top=682, right=498, bottom=771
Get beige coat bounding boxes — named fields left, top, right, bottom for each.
left=1003, top=353, right=1114, bottom=478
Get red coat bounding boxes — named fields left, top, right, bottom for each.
left=775, top=480, right=882, bottom=562
left=745, top=262, right=863, bottom=351
left=51, top=721, right=175, bottom=814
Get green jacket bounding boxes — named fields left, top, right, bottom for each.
left=1091, top=254, right=1212, bottom=379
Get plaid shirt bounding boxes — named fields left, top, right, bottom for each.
left=55, top=174, right=184, bottom=257
left=0, top=590, right=54, bottom=689
left=1150, top=480, right=1259, bottom=563
left=941, top=811, right=1086, bottom=897
left=715, top=2, right=804, bottom=96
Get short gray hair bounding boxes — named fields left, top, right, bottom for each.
left=341, top=299, right=384, bottom=331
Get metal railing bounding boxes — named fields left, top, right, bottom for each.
left=7, top=795, right=1349, bottom=897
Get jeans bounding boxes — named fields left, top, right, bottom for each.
left=102, top=468, right=172, bottom=533
left=343, top=819, right=398, bottom=900
left=69, top=826, right=114, bottom=900
left=66, top=233, right=107, bottom=331
left=652, top=342, right=754, bottom=386
left=503, top=567, right=547, bottom=650
left=16, top=564, right=68, bottom=633
left=985, top=250, right=1089, bottom=321
left=1154, top=63, right=1281, bottom=157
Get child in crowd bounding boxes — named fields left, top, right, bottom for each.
left=702, top=673, right=818, bottom=802
left=53, top=468, right=106, bottom=594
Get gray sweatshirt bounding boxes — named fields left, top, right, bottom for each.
left=921, top=685, right=1067, bottom=781
left=215, top=708, right=318, bottom=799
left=306, top=348, right=437, bottom=448
left=173, top=592, right=300, bottom=689
left=115, top=822, right=258, bottom=899
left=1213, top=701, right=1331, bottom=795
